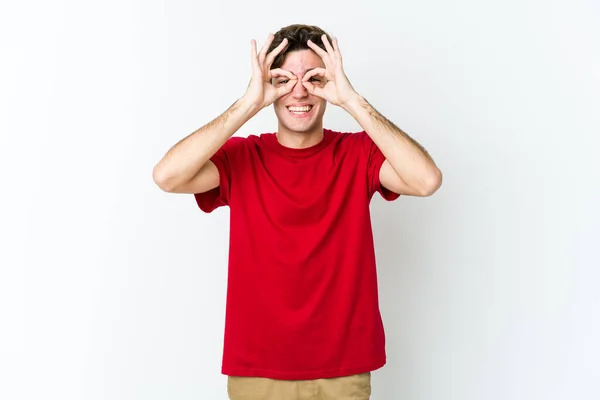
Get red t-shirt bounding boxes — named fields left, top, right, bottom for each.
left=194, top=129, right=400, bottom=380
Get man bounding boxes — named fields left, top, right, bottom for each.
left=153, top=24, right=442, bottom=400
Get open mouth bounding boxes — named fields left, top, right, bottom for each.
left=286, top=105, right=313, bottom=117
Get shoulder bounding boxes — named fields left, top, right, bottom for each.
left=237, top=132, right=278, bottom=147
left=221, top=134, right=266, bottom=153
left=219, top=135, right=246, bottom=151
left=326, top=129, right=367, bottom=139
left=326, top=129, right=371, bottom=148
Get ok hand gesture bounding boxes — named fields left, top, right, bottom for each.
left=243, top=34, right=298, bottom=111
left=302, top=35, right=358, bottom=107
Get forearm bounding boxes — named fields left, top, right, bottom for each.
left=153, top=97, right=258, bottom=190
left=342, top=94, right=441, bottom=189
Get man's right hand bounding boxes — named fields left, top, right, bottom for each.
left=242, top=34, right=297, bottom=111
left=153, top=34, right=296, bottom=195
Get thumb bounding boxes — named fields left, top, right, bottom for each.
left=277, top=77, right=298, bottom=97
left=302, top=81, right=324, bottom=98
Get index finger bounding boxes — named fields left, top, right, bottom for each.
left=302, top=67, right=326, bottom=83
left=270, top=68, right=297, bottom=81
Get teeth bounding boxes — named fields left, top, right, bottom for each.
left=288, top=106, right=312, bottom=112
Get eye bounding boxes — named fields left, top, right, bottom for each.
left=309, top=77, right=321, bottom=82
left=277, top=79, right=289, bottom=85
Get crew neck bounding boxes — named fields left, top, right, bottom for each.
left=261, top=129, right=334, bottom=157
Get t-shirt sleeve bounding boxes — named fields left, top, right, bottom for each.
left=193, top=137, right=244, bottom=213
left=362, top=131, right=401, bottom=201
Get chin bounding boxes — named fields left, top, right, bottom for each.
left=281, top=121, right=318, bottom=134
left=275, top=106, right=325, bottom=134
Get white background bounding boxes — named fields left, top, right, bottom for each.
left=1, top=0, right=599, bottom=399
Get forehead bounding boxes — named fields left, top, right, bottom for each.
left=280, top=49, right=325, bottom=74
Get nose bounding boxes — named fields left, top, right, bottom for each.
left=291, top=78, right=308, bottom=99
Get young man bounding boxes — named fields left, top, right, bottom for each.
left=153, top=24, right=442, bottom=400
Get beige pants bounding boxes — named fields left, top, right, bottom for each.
left=227, top=372, right=371, bottom=400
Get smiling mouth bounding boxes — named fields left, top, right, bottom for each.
left=286, top=105, right=313, bottom=116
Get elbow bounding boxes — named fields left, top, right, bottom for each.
left=419, top=168, right=443, bottom=196
left=152, top=164, right=176, bottom=192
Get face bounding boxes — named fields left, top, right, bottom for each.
left=272, top=49, right=327, bottom=136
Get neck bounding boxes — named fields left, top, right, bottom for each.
left=276, top=124, right=324, bottom=149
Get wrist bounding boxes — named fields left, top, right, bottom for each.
left=340, top=92, right=365, bottom=114
left=236, top=96, right=262, bottom=117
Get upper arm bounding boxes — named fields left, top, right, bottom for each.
left=168, top=161, right=220, bottom=194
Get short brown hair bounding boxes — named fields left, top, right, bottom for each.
left=268, top=24, right=333, bottom=70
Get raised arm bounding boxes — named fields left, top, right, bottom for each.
left=303, top=35, right=442, bottom=197
left=152, top=34, right=297, bottom=194
left=152, top=98, right=256, bottom=194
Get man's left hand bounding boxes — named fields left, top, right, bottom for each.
left=303, top=35, right=359, bottom=107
